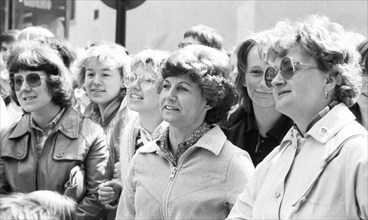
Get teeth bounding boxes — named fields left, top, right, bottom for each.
left=165, top=106, right=177, bottom=110
left=24, top=96, right=36, bottom=101
left=130, top=94, right=143, bottom=99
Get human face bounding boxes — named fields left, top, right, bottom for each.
left=1, top=41, right=14, bottom=62
left=159, top=74, right=208, bottom=129
left=243, top=46, right=275, bottom=108
left=358, top=65, right=367, bottom=106
left=178, top=36, right=202, bottom=48
left=271, top=45, right=328, bottom=120
left=126, top=66, right=160, bottom=114
left=14, top=70, right=53, bottom=114
left=84, top=61, right=124, bottom=110
left=229, top=52, right=238, bottom=84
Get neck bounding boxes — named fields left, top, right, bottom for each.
left=357, top=99, right=368, bottom=129
left=139, top=110, right=163, bottom=134
left=252, top=104, right=283, bottom=137
left=32, top=104, right=62, bottom=129
left=168, top=120, right=204, bottom=157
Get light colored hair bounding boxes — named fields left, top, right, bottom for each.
left=263, top=14, right=362, bottom=107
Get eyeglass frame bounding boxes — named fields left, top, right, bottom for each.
left=264, top=56, right=319, bottom=88
left=12, top=73, right=47, bottom=91
left=124, top=72, right=158, bottom=90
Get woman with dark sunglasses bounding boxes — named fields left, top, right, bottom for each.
left=0, top=40, right=110, bottom=220
left=228, top=15, right=367, bottom=219
left=223, top=38, right=293, bottom=166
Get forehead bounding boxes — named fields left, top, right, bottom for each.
left=273, top=45, right=311, bottom=65
left=133, top=65, right=157, bottom=76
left=86, top=59, right=118, bottom=70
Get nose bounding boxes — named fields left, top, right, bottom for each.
left=271, top=70, right=285, bottom=87
left=19, top=78, right=31, bottom=91
left=166, top=87, right=177, bottom=102
left=92, top=75, right=102, bottom=86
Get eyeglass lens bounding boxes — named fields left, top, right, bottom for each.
left=124, top=73, right=156, bottom=89
left=264, top=57, right=296, bottom=88
left=14, top=73, right=43, bottom=91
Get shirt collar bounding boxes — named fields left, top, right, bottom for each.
left=30, top=108, right=65, bottom=133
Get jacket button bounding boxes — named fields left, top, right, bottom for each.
left=274, top=192, right=281, bottom=198
left=56, top=153, right=63, bottom=158
left=320, top=127, right=328, bottom=134
left=17, top=152, right=23, bottom=157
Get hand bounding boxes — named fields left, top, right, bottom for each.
left=97, top=180, right=122, bottom=206
left=114, top=162, right=121, bottom=180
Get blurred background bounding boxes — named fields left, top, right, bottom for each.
left=1, top=0, right=367, bottom=53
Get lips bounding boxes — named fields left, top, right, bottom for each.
left=163, top=105, right=179, bottom=111
left=277, top=90, right=291, bottom=96
left=130, top=93, right=143, bottom=100
left=23, top=96, right=36, bottom=101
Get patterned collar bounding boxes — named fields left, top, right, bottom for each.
left=157, top=122, right=211, bottom=165
left=30, top=108, right=66, bottom=133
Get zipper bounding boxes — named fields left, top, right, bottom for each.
left=160, top=147, right=198, bottom=219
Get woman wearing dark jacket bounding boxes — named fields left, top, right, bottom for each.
left=0, top=40, right=109, bottom=220
left=224, top=38, right=293, bottom=166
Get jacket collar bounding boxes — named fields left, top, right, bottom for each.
left=9, top=107, right=80, bottom=139
left=139, top=125, right=227, bottom=156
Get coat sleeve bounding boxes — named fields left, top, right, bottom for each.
left=76, top=125, right=110, bottom=220
left=225, top=149, right=255, bottom=211
left=344, top=135, right=368, bottom=219
left=115, top=156, right=137, bottom=220
left=0, top=129, right=11, bottom=194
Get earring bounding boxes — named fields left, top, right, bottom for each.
left=324, top=90, right=328, bottom=99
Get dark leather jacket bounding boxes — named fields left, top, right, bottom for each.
left=0, top=107, right=109, bottom=220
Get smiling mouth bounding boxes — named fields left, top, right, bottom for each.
left=23, top=96, right=36, bottom=101
left=130, top=94, right=143, bottom=100
left=164, top=105, right=179, bottom=111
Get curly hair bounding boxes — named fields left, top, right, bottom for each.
left=161, top=45, right=236, bottom=124
left=75, top=42, right=130, bottom=87
left=7, top=40, right=73, bottom=109
left=264, top=14, right=362, bottom=107
left=183, top=24, right=224, bottom=50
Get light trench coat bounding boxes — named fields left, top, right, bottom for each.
left=227, top=103, right=368, bottom=219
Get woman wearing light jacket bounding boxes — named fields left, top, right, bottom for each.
left=227, top=15, right=367, bottom=219
left=118, top=45, right=255, bottom=219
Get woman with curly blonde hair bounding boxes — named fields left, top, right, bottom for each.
left=228, top=15, right=367, bottom=219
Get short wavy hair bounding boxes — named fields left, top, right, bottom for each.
left=7, top=40, right=73, bottom=109
left=161, top=45, right=236, bottom=124
left=263, top=14, right=362, bottom=107
left=75, top=42, right=130, bottom=87
left=183, top=24, right=224, bottom=50
left=131, top=49, right=170, bottom=92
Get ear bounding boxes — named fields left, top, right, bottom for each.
left=324, top=74, right=337, bottom=93
left=242, top=77, right=247, bottom=88
left=203, top=104, right=213, bottom=111
left=120, top=78, right=125, bottom=88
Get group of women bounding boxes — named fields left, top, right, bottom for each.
left=0, top=14, right=367, bottom=220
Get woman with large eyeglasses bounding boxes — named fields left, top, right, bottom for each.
left=118, top=45, right=255, bottom=219
left=0, top=40, right=110, bottom=220
left=224, top=38, right=293, bottom=166
left=227, top=15, right=367, bottom=219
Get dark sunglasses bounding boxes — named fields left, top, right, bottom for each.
left=13, top=73, right=47, bottom=91
left=264, top=56, right=318, bottom=88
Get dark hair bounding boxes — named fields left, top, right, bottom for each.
left=0, top=29, right=20, bottom=44
left=183, top=24, right=223, bottom=50
left=161, top=45, right=236, bottom=124
left=357, top=39, right=368, bottom=70
left=234, top=39, right=257, bottom=112
left=41, top=37, right=77, bottom=69
left=7, top=40, right=73, bottom=108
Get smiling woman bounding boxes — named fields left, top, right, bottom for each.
left=1, top=40, right=109, bottom=219
left=118, top=45, right=255, bottom=220
left=228, top=14, right=367, bottom=220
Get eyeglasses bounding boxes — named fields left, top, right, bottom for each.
left=264, top=56, right=319, bottom=88
left=13, top=73, right=47, bottom=91
left=124, top=72, right=157, bottom=90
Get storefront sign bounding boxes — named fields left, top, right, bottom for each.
left=23, top=0, right=52, bottom=10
